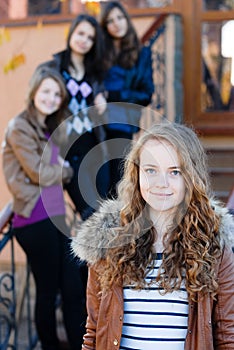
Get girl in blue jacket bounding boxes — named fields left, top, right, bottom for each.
left=100, top=1, right=154, bottom=197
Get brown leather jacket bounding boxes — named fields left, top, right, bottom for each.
left=72, top=200, right=234, bottom=350
left=2, top=110, right=73, bottom=217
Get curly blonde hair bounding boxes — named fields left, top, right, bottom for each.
left=98, top=122, right=221, bottom=301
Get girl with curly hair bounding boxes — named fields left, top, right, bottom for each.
left=72, top=122, right=234, bottom=350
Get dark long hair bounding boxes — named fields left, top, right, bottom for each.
left=61, top=14, right=104, bottom=82
left=100, top=1, right=141, bottom=69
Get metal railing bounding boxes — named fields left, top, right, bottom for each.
left=141, top=14, right=184, bottom=124
left=0, top=202, right=16, bottom=350
left=0, top=203, right=38, bottom=350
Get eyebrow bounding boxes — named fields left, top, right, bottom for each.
left=141, top=163, right=181, bottom=169
left=140, top=164, right=181, bottom=170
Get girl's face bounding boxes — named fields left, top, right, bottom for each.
left=34, top=77, right=62, bottom=117
left=69, top=21, right=95, bottom=55
left=106, top=7, right=128, bottom=39
left=139, top=139, right=186, bottom=220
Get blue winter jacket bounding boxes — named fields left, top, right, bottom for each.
left=104, top=45, right=154, bottom=134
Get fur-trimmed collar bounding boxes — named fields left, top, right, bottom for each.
left=71, top=199, right=234, bottom=266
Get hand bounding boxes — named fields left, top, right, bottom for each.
left=58, top=155, right=70, bottom=168
left=94, top=93, right=107, bottom=115
left=58, top=155, right=73, bottom=183
left=62, top=165, right=74, bottom=184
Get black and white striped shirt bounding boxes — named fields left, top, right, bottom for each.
left=120, top=253, right=188, bottom=350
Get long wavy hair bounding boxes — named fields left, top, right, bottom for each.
left=98, top=122, right=221, bottom=301
left=100, top=1, right=141, bottom=69
left=61, top=14, right=104, bottom=82
left=26, top=65, right=68, bottom=140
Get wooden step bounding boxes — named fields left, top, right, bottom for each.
left=209, top=167, right=234, bottom=174
left=207, top=149, right=234, bottom=168
left=206, top=148, right=234, bottom=204
left=209, top=170, right=234, bottom=190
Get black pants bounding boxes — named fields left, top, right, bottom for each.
left=104, top=129, right=133, bottom=198
left=14, top=217, right=86, bottom=350
left=65, top=152, right=110, bottom=220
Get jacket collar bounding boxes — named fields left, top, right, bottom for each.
left=71, top=199, right=234, bottom=265
left=20, top=110, right=48, bottom=140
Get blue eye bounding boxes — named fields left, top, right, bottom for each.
left=171, top=169, right=181, bottom=176
left=145, top=168, right=156, bottom=174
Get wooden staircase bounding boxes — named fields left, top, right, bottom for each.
left=206, top=148, right=234, bottom=204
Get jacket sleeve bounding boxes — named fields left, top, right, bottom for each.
left=108, top=46, right=154, bottom=106
left=82, top=267, right=101, bottom=349
left=92, top=80, right=106, bottom=98
left=213, top=245, right=234, bottom=349
left=6, top=118, right=71, bottom=187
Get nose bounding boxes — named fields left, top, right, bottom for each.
left=155, top=173, right=169, bottom=188
left=48, top=93, right=57, bottom=103
left=111, top=18, right=120, bottom=28
left=81, top=36, right=88, bottom=44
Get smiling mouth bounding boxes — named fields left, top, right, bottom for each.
left=75, top=43, right=87, bottom=50
left=150, top=193, right=173, bottom=197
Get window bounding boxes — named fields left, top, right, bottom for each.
left=28, top=0, right=61, bottom=15
left=201, top=21, right=234, bottom=112
left=203, top=0, right=234, bottom=11
left=0, top=0, right=174, bottom=21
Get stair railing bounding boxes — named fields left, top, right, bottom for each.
left=0, top=202, right=16, bottom=350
